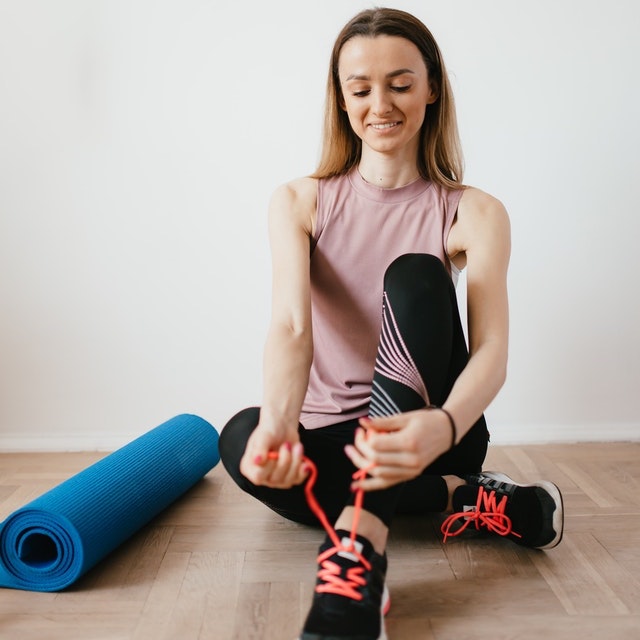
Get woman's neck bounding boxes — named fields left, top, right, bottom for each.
left=357, top=150, right=420, bottom=189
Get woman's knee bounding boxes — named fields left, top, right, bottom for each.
left=383, top=254, right=453, bottom=314
left=384, top=253, right=450, bottom=291
left=219, top=406, right=260, bottom=473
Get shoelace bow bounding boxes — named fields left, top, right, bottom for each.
left=440, top=485, right=522, bottom=543
left=266, top=452, right=373, bottom=601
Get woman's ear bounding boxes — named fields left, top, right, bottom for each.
left=427, top=81, right=439, bottom=105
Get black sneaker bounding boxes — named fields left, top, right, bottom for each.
left=299, top=530, right=390, bottom=640
left=442, top=471, right=564, bottom=549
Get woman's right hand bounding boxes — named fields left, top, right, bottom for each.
left=239, top=426, right=309, bottom=489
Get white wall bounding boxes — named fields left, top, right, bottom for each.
left=1, top=0, right=638, bottom=450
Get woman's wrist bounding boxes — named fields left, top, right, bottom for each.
left=427, top=405, right=458, bottom=451
left=257, top=407, right=300, bottom=441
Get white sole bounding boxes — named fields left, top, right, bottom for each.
left=379, top=583, right=390, bottom=639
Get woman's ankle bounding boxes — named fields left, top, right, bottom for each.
left=334, top=506, right=388, bottom=554
left=443, top=475, right=467, bottom=512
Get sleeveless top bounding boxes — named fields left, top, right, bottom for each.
left=300, top=168, right=464, bottom=429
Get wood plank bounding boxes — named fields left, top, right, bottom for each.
left=1, top=443, right=639, bottom=639
left=131, top=551, right=191, bottom=640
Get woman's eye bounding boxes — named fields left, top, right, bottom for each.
left=350, top=85, right=411, bottom=97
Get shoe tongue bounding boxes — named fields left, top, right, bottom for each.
left=333, top=529, right=372, bottom=562
left=452, top=485, right=480, bottom=512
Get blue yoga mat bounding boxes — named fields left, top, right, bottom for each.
left=0, top=413, right=219, bottom=592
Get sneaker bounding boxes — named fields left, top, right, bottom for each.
left=299, top=530, right=390, bottom=640
left=442, top=471, right=564, bottom=549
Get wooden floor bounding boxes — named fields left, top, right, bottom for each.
left=1, top=442, right=639, bottom=640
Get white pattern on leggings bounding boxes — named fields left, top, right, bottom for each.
left=368, top=291, right=430, bottom=417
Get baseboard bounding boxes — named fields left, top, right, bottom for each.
left=0, top=433, right=144, bottom=453
left=0, top=422, right=638, bottom=452
left=487, top=422, right=640, bottom=445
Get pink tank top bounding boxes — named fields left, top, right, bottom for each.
left=300, top=168, right=464, bottom=429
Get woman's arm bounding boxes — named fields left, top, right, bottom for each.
left=441, top=186, right=511, bottom=437
left=239, top=177, right=317, bottom=488
left=346, top=187, right=511, bottom=490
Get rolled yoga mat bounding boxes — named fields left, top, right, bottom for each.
left=0, top=413, right=219, bottom=592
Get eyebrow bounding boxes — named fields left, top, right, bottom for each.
left=344, top=68, right=416, bottom=82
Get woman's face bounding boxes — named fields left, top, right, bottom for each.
left=338, top=35, right=436, bottom=159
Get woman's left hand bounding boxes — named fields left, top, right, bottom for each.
left=344, top=409, right=452, bottom=491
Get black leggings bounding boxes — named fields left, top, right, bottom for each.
left=219, top=254, right=489, bottom=528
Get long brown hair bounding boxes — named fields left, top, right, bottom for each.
left=312, top=8, right=464, bottom=189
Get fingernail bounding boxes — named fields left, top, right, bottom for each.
left=253, top=454, right=263, bottom=465
left=284, top=441, right=292, bottom=452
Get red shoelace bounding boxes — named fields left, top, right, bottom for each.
left=440, top=485, right=521, bottom=543
left=266, top=452, right=374, bottom=602
left=267, top=452, right=524, bottom=604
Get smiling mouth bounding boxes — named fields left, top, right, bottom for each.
left=370, top=122, right=401, bottom=130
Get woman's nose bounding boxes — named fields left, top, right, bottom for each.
left=371, top=90, right=393, bottom=116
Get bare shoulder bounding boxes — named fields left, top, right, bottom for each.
left=453, top=186, right=509, bottom=242
left=272, top=176, right=318, bottom=204
left=459, top=186, right=508, bottom=221
left=449, top=187, right=510, bottom=266
left=269, top=177, right=318, bottom=235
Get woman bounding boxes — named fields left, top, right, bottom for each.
left=219, top=8, right=563, bottom=640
